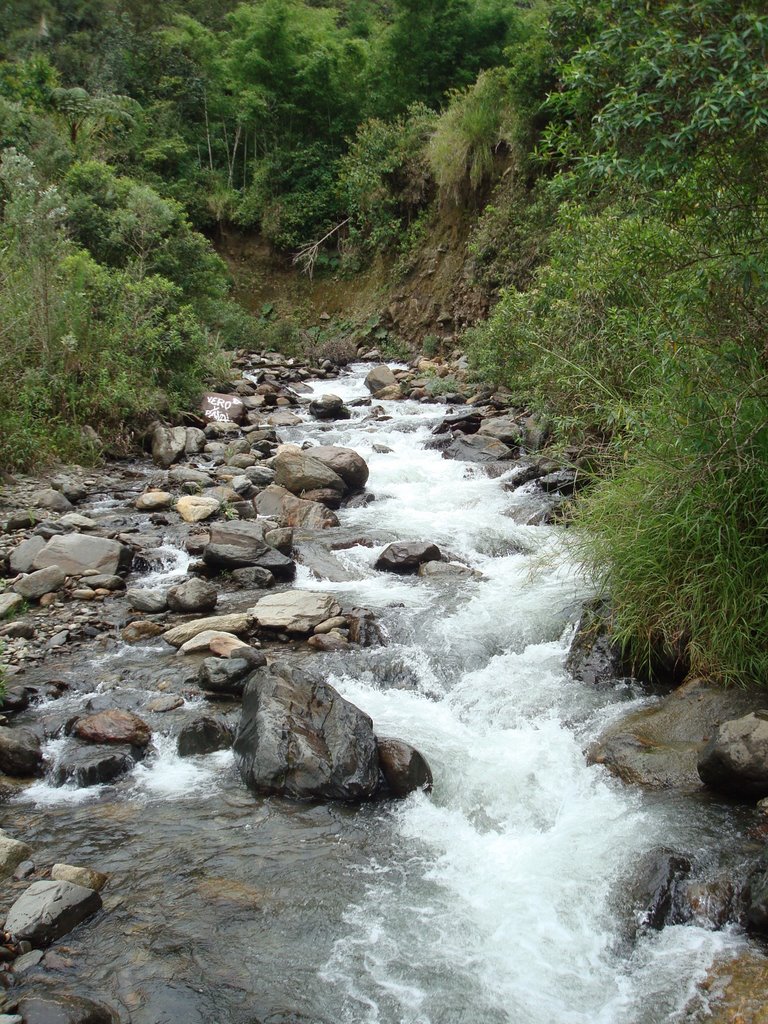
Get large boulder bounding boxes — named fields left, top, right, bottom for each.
left=167, top=578, right=218, bottom=614
left=53, top=743, right=138, bottom=788
left=375, top=541, right=441, bottom=574
left=0, top=726, right=43, bottom=776
left=12, top=565, right=66, bottom=601
left=273, top=449, right=346, bottom=497
left=163, top=613, right=254, bottom=648
left=32, top=535, right=132, bottom=577
left=307, top=446, right=369, bottom=492
left=151, top=425, right=187, bottom=468
left=73, top=710, right=151, bottom=748
left=4, top=880, right=102, bottom=945
left=365, top=365, right=397, bottom=395
left=251, top=591, right=342, bottom=634
left=376, top=737, right=433, bottom=797
left=203, top=520, right=269, bottom=570
left=444, top=434, right=515, bottom=464
left=234, top=663, right=380, bottom=801
left=308, top=394, right=351, bottom=421
left=587, top=678, right=766, bottom=789
left=197, top=656, right=264, bottom=696
left=697, top=712, right=768, bottom=799
left=254, top=485, right=340, bottom=529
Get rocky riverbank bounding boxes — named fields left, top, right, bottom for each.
left=1, top=348, right=767, bottom=1023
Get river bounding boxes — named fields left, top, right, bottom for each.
left=8, top=362, right=748, bottom=1023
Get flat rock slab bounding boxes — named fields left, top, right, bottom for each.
left=52, top=743, right=138, bottom=787
left=4, top=880, right=102, bottom=945
left=32, top=535, right=132, bottom=576
left=251, top=592, right=342, bottom=634
left=163, top=613, right=254, bottom=648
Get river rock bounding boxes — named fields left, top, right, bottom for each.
left=376, top=737, right=433, bottom=797
left=177, top=715, right=233, bottom=756
left=122, top=620, right=166, bottom=643
left=0, top=593, right=24, bottom=618
left=477, top=416, right=524, bottom=446
left=168, top=466, right=214, bottom=487
left=51, top=864, right=108, bottom=892
left=375, top=541, right=441, bottom=574
left=307, top=446, right=369, bottom=491
left=254, top=485, right=340, bottom=529
left=365, top=365, right=397, bottom=395
left=32, top=535, right=132, bottom=576
left=53, top=744, right=137, bottom=787
left=16, top=993, right=117, bottom=1024
left=626, top=847, right=692, bottom=931
left=0, top=830, right=32, bottom=879
left=444, top=434, right=515, bottom=463
left=309, top=394, right=351, bottom=421
left=566, top=598, right=631, bottom=688
left=185, top=426, right=206, bottom=453
left=126, top=588, right=168, bottom=613
left=151, top=425, right=187, bottom=468
left=0, top=727, right=43, bottom=776
left=251, top=591, right=342, bottom=634
left=202, top=520, right=268, bottom=569
left=163, top=613, right=254, bottom=648
left=74, top=710, right=151, bottom=748
left=31, top=488, right=73, bottom=512
left=13, top=566, right=67, bottom=601
left=198, top=656, right=261, bottom=696
left=135, top=490, right=172, bottom=511
left=9, top=535, right=46, bottom=574
left=59, top=512, right=97, bottom=530
left=273, top=449, right=346, bottom=497
left=307, top=633, right=349, bottom=652
left=167, top=578, right=218, bottom=614
left=234, top=663, right=380, bottom=801
left=202, top=391, right=246, bottom=424
left=417, top=561, right=480, bottom=579
left=176, top=495, right=221, bottom=523
left=4, top=880, right=102, bottom=945
left=697, top=712, right=768, bottom=799
left=587, top=678, right=765, bottom=789
left=231, top=566, right=275, bottom=589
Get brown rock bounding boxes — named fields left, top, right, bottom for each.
left=74, top=709, right=151, bottom=747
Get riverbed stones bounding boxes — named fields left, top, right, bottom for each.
left=74, top=709, right=151, bottom=748
left=135, top=490, right=172, bottom=511
left=375, top=541, right=441, bottom=574
left=234, top=663, right=379, bottom=801
left=251, top=591, right=341, bottom=634
left=0, top=727, right=43, bottom=776
left=51, top=864, right=108, bottom=892
left=697, top=712, right=768, bottom=799
left=4, top=881, right=102, bottom=945
left=32, top=535, right=132, bottom=577
left=0, top=830, right=32, bottom=879
left=177, top=714, right=233, bottom=756
left=376, top=737, right=433, bottom=797
left=13, top=566, right=66, bottom=601
left=365, top=365, right=397, bottom=395
left=163, top=613, right=254, bottom=648
left=176, top=494, right=221, bottom=523
left=307, top=446, right=369, bottom=491
left=587, top=677, right=766, bottom=789
left=167, top=577, right=218, bottom=614
left=126, top=588, right=167, bottom=613
left=151, top=425, right=187, bottom=468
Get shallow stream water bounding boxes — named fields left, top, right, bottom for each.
left=7, top=364, right=752, bottom=1023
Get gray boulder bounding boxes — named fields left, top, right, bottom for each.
left=16, top=993, right=116, bottom=1024
left=364, top=365, right=397, bottom=395
left=13, top=566, right=67, bottom=601
left=4, top=880, right=102, bottom=945
left=477, top=416, right=523, bottom=446
left=697, top=712, right=768, bottom=799
left=309, top=394, right=351, bottom=421
left=231, top=566, right=275, bottom=589
left=9, top=536, right=46, bottom=574
left=0, top=593, right=23, bottom=619
left=30, top=488, right=73, bottom=512
left=53, top=744, right=138, bottom=788
left=0, top=727, right=43, bottom=776
left=167, top=578, right=218, bottom=614
left=234, top=663, right=380, bottom=801
left=197, top=656, right=264, bottom=696
left=32, top=535, right=132, bottom=576
left=0, top=830, right=33, bottom=879
left=273, top=450, right=346, bottom=497
left=203, top=520, right=269, bottom=570
left=307, top=446, right=369, bottom=492
left=375, top=541, right=441, bottom=574
left=151, top=425, right=187, bottom=469
left=444, top=434, right=515, bottom=464
left=126, top=588, right=168, bottom=613
left=254, top=485, right=340, bottom=529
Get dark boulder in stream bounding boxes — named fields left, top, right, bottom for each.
left=4, top=880, right=102, bottom=945
left=177, top=715, right=233, bottom=756
left=234, top=663, right=380, bottom=801
left=697, top=711, right=768, bottom=799
left=375, top=541, right=441, bottom=574
left=377, top=737, right=433, bottom=797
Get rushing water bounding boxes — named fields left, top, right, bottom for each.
left=7, top=363, right=748, bottom=1023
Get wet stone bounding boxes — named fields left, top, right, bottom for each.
left=4, top=881, right=102, bottom=946
left=52, top=743, right=138, bottom=788
left=16, top=992, right=117, bottom=1024
left=177, top=715, right=233, bottom=756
